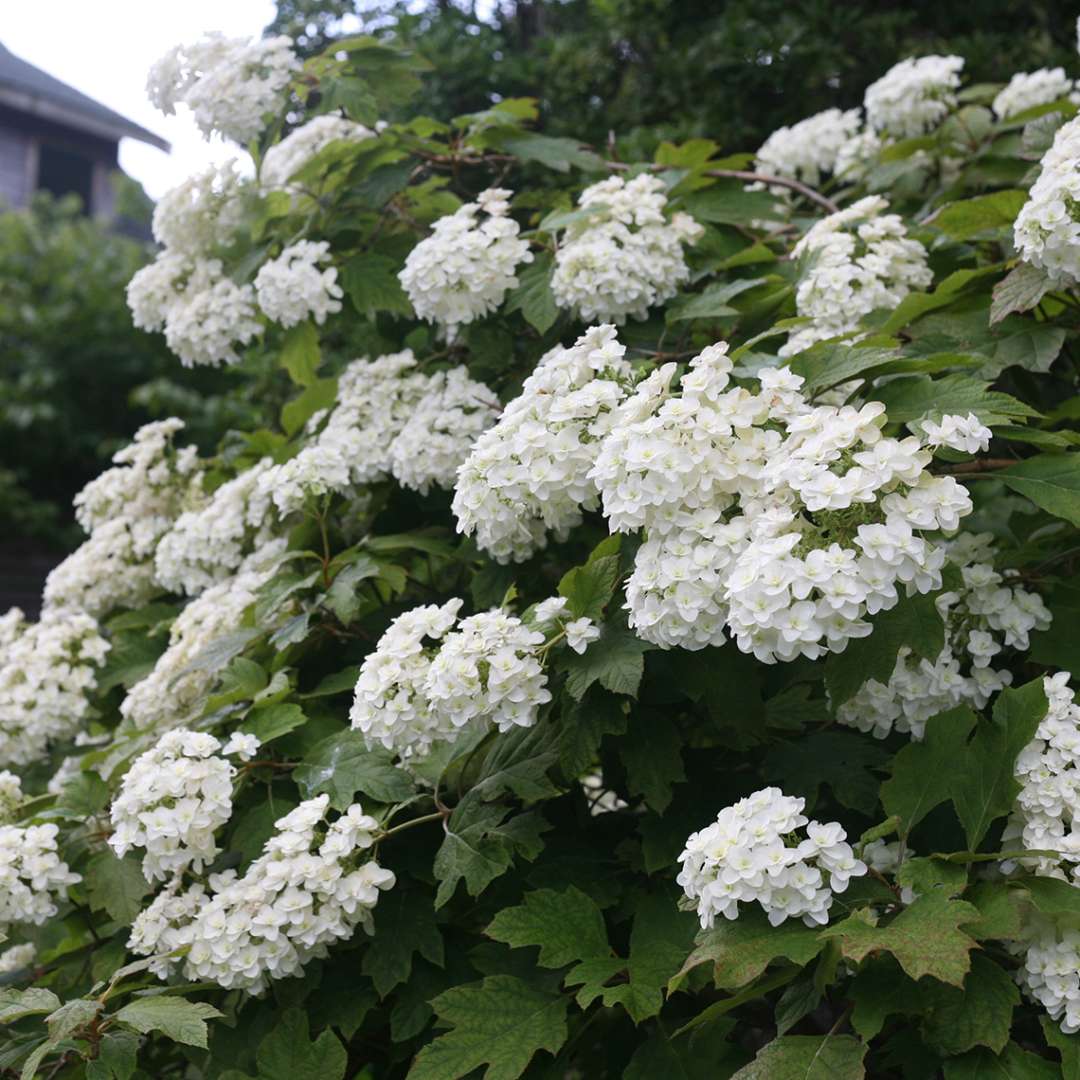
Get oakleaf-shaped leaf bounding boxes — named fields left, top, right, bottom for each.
left=486, top=886, right=609, bottom=969
left=256, top=1008, right=347, bottom=1080
left=114, top=997, right=221, bottom=1049
left=730, top=1035, right=866, bottom=1079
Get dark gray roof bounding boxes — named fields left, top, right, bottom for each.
left=0, top=42, right=169, bottom=151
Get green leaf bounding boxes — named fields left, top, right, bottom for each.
left=324, top=554, right=381, bottom=623
left=872, top=373, right=1038, bottom=426
left=0, top=988, right=61, bottom=1023
left=667, top=279, right=765, bottom=322
left=765, top=730, right=890, bottom=815
left=228, top=796, right=298, bottom=864
left=341, top=253, right=412, bottom=319
left=294, top=731, right=416, bottom=809
left=499, top=132, right=605, bottom=173
left=486, top=886, right=609, bottom=969
left=944, top=1043, right=1061, bottom=1079
left=557, top=552, right=620, bottom=621
left=406, top=975, right=568, bottom=1080
left=826, top=592, right=944, bottom=708
left=506, top=253, right=558, bottom=334
left=929, top=190, right=1028, bottom=240
left=241, top=702, right=308, bottom=744
left=280, top=321, right=321, bottom=386
left=1041, top=1015, right=1080, bottom=1080
left=789, top=343, right=901, bottom=396
left=563, top=619, right=649, bottom=699
left=992, top=324, right=1066, bottom=376
left=820, top=891, right=980, bottom=986
left=90, top=1031, right=139, bottom=1080
left=281, top=376, right=339, bottom=437
left=621, top=711, right=685, bottom=812
left=555, top=690, right=627, bottom=777
left=255, top=1008, right=347, bottom=1080
left=848, top=957, right=924, bottom=1040
left=1024, top=875, right=1080, bottom=923
left=963, top=883, right=1026, bottom=941
left=302, top=665, right=361, bottom=699
left=672, top=906, right=824, bottom=992
left=361, top=889, right=445, bottom=998
left=923, top=954, right=1019, bottom=1056
left=1000, top=454, right=1080, bottom=527
left=681, top=186, right=784, bottom=225
left=114, top=997, right=221, bottom=1048
left=85, top=852, right=152, bottom=926
left=897, top=857, right=968, bottom=897
left=990, top=263, right=1054, bottom=325
left=730, top=1035, right=866, bottom=1080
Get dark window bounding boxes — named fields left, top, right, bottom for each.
left=36, top=143, right=93, bottom=211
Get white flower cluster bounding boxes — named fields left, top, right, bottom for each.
left=128, top=255, right=262, bottom=368
left=255, top=240, right=343, bottom=327
left=260, top=353, right=497, bottom=516
left=0, top=820, right=80, bottom=931
left=261, top=114, right=376, bottom=191
left=0, top=942, right=35, bottom=974
left=993, top=68, right=1075, bottom=121
left=121, top=540, right=287, bottom=733
left=590, top=343, right=971, bottom=660
left=677, top=787, right=866, bottom=929
left=155, top=459, right=276, bottom=596
left=864, top=55, right=965, bottom=137
left=151, top=161, right=249, bottom=257
left=754, top=108, right=862, bottom=188
left=551, top=174, right=703, bottom=323
left=147, top=33, right=299, bottom=144
left=781, top=195, right=932, bottom=356
left=0, top=607, right=110, bottom=766
left=109, top=729, right=259, bottom=883
left=351, top=597, right=565, bottom=759
left=0, top=769, right=23, bottom=822
left=43, top=419, right=200, bottom=617
left=1003, top=673, right=1080, bottom=883
left=399, top=188, right=533, bottom=337
left=838, top=533, right=1050, bottom=739
left=453, top=325, right=632, bottom=562
left=834, top=129, right=885, bottom=182
left=129, top=796, right=394, bottom=993
left=1017, top=923, right=1080, bottom=1035
left=1015, top=115, right=1080, bottom=284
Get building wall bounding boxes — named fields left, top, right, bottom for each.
left=0, top=120, right=30, bottom=209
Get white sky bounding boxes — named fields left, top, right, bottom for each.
left=1, top=0, right=279, bottom=198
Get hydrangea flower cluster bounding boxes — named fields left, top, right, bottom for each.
left=864, top=55, right=965, bottom=136
left=43, top=419, right=201, bottom=617
left=551, top=175, right=703, bottom=323
left=351, top=598, right=568, bottom=759
left=834, top=128, right=885, bottom=182
left=453, top=325, right=633, bottom=562
left=260, top=114, right=376, bottom=191
left=677, top=787, right=866, bottom=929
left=781, top=195, right=933, bottom=356
left=0, top=769, right=23, bottom=822
left=1002, top=673, right=1080, bottom=883
left=109, top=729, right=259, bottom=883
left=754, top=108, right=862, bottom=187
left=255, top=240, right=343, bottom=327
left=147, top=33, right=299, bottom=144
left=0, top=607, right=110, bottom=766
left=121, top=540, right=287, bottom=733
left=399, top=188, right=533, bottom=337
left=1017, top=924, right=1080, bottom=1035
left=155, top=459, right=276, bottom=596
left=0, top=820, right=80, bottom=931
left=590, top=342, right=971, bottom=660
left=838, top=533, right=1050, bottom=739
left=992, top=68, right=1075, bottom=120
left=151, top=161, right=249, bottom=257
left=1015, top=115, right=1080, bottom=284
left=0, top=942, right=35, bottom=974
left=129, top=796, right=394, bottom=993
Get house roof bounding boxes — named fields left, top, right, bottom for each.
left=0, top=42, right=170, bottom=152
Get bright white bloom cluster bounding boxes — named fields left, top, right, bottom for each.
left=1015, top=115, right=1080, bottom=284
left=0, top=769, right=23, bottom=822
left=155, top=459, right=276, bottom=596
left=0, top=821, right=80, bottom=931
left=838, top=534, right=1050, bottom=739
left=147, top=33, right=299, bottom=144
left=993, top=68, right=1074, bottom=120
left=261, top=114, right=376, bottom=191
left=1017, top=923, right=1080, bottom=1035
left=152, top=161, right=249, bottom=256
left=260, top=353, right=497, bottom=515
left=109, top=729, right=258, bottom=883
left=677, top=787, right=866, bottom=929
left=920, top=412, right=992, bottom=454
left=551, top=175, right=703, bottom=323
left=43, top=419, right=200, bottom=617
left=129, top=796, right=394, bottom=993
left=754, top=108, right=862, bottom=188
left=781, top=195, right=932, bottom=356
left=591, top=343, right=971, bottom=660
left=864, top=55, right=965, bottom=137
left=453, top=325, right=632, bottom=562
left=255, top=240, right=343, bottom=327
left=351, top=598, right=563, bottom=759
left=122, top=540, right=287, bottom=733
left=1003, top=673, right=1080, bottom=883
left=0, top=608, right=110, bottom=766
left=0, top=942, right=35, bottom=974
left=128, top=255, right=261, bottom=368
left=834, top=129, right=885, bottom=182
left=399, top=188, right=533, bottom=337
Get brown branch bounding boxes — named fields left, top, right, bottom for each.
left=935, top=457, right=1016, bottom=476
